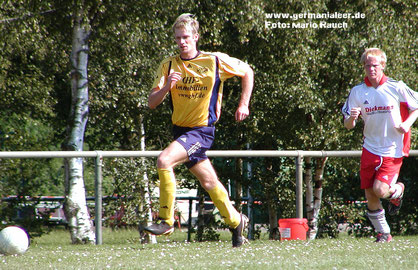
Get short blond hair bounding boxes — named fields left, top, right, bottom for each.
left=361, top=48, right=387, bottom=65
left=172, top=13, right=199, bottom=34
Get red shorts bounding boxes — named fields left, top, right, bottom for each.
left=360, top=148, right=403, bottom=189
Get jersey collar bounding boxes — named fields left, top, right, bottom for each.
left=364, top=74, right=388, bottom=87
left=180, top=51, right=201, bottom=61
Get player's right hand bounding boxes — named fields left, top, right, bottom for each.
left=167, top=71, right=182, bottom=89
left=395, top=123, right=410, bottom=134
left=350, top=107, right=361, bottom=120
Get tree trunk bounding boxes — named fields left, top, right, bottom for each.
left=138, top=117, right=156, bottom=244
left=196, top=187, right=206, bottom=242
left=234, top=157, right=243, bottom=212
left=304, top=157, right=315, bottom=239
left=306, top=157, right=327, bottom=240
left=63, top=3, right=95, bottom=244
left=268, top=202, right=278, bottom=240
left=262, top=158, right=278, bottom=240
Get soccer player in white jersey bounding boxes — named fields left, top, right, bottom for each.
left=342, top=48, right=418, bottom=242
left=144, top=14, right=254, bottom=247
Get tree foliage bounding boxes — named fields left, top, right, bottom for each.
left=0, top=0, right=417, bottom=238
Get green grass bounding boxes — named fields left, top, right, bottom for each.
left=1, top=228, right=417, bottom=270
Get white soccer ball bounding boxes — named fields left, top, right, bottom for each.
left=0, top=226, right=30, bottom=255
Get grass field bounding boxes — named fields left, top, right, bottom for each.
left=1, top=227, right=417, bottom=270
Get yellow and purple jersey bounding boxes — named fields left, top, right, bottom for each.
left=152, top=51, right=251, bottom=127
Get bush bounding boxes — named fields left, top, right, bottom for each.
left=0, top=198, right=53, bottom=238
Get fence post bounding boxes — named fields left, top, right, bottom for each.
left=295, top=152, right=304, bottom=218
left=94, top=151, right=103, bottom=245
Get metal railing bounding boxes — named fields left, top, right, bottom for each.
left=1, top=150, right=417, bottom=244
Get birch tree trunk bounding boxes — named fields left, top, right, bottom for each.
left=306, top=157, right=328, bottom=240
left=138, top=117, right=156, bottom=244
left=63, top=2, right=95, bottom=244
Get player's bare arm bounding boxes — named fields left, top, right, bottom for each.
left=148, top=71, right=182, bottom=109
left=395, top=108, right=418, bottom=134
left=235, top=68, right=254, bottom=122
left=344, top=107, right=361, bottom=129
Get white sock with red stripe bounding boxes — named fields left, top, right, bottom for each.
left=367, top=209, right=390, bottom=234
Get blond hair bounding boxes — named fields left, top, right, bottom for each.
left=361, top=48, right=387, bottom=65
left=172, top=13, right=199, bottom=34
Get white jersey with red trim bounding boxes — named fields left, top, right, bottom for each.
left=342, top=76, right=418, bottom=157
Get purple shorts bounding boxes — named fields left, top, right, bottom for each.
left=173, top=125, right=215, bottom=169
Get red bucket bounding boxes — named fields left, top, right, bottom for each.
left=278, top=218, right=309, bottom=240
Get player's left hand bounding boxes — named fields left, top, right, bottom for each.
left=235, top=105, right=249, bottom=122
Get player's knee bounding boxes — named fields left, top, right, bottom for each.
left=157, top=153, right=173, bottom=169
left=373, top=186, right=388, bottom=198
left=198, top=177, right=218, bottom=191
left=200, top=181, right=212, bottom=191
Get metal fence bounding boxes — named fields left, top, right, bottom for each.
left=1, top=150, right=417, bottom=244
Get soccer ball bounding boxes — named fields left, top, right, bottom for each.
left=0, top=226, right=30, bottom=255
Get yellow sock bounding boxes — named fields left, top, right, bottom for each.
left=158, top=168, right=176, bottom=226
left=207, top=184, right=240, bottom=228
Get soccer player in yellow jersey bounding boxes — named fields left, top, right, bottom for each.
left=144, top=13, right=254, bottom=247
